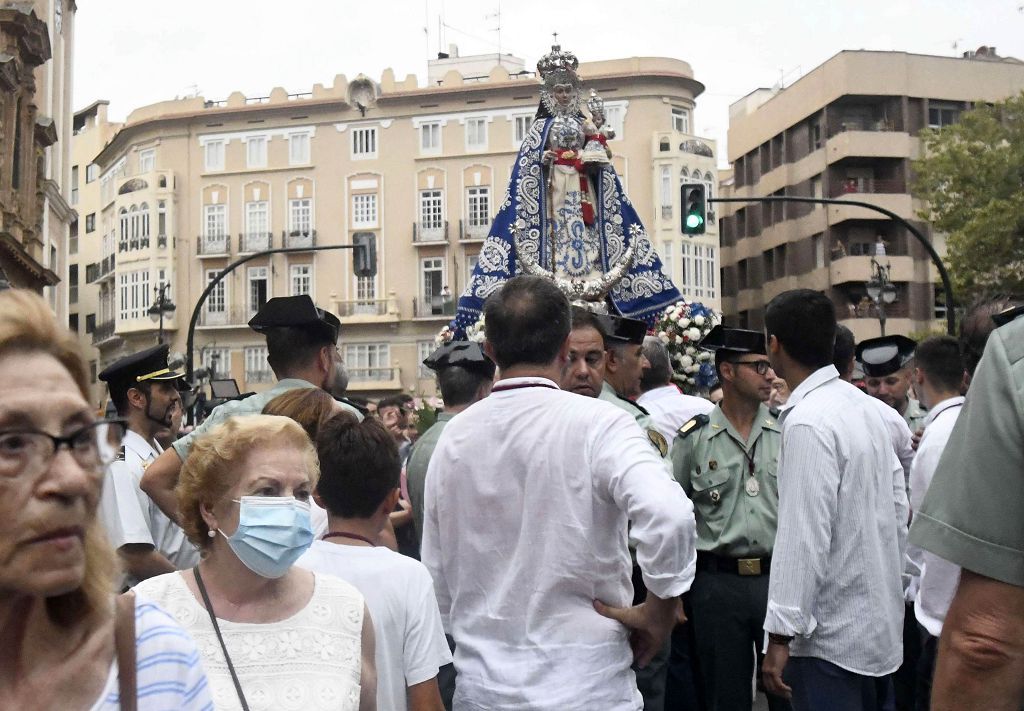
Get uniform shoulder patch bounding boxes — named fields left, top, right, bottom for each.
left=676, top=413, right=710, bottom=440
left=647, top=428, right=669, bottom=457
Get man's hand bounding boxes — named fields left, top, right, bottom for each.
left=762, top=640, right=793, bottom=699
left=593, top=593, right=677, bottom=668
left=911, top=427, right=924, bottom=451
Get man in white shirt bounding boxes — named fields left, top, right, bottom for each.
left=905, top=336, right=966, bottom=708
left=760, top=289, right=908, bottom=711
left=421, top=276, right=697, bottom=711
left=299, top=413, right=451, bottom=711
left=97, top=344, right=199, bottom=589
left=637, top=336, right=713, bottom=444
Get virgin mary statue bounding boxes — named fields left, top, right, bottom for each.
left=450, top=41, right=681, bottom=336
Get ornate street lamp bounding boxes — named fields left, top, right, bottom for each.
left=148, top=282, right=176, bottom=343
left=865, top=238, right=897, bottom=336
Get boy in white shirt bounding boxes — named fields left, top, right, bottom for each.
left=299, top=413, right=451, bottom=711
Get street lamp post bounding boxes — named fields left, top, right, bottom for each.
left=148, top=282, right=176, bottom=344
left=865, top=239, right=897, bottom=336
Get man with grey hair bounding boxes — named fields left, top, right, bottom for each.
left=638, top=336, right=713, bottom=444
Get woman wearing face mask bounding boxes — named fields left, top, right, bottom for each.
left=133, top=414, right=377, bottom=711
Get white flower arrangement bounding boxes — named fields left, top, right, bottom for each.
left=465, top=313, right=486, bottom=343
left=650, top=299, right=720, bottom=394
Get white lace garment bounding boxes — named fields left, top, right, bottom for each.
left=134, top=571, right=364, bottom=711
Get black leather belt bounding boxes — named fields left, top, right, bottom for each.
left=696, top=551, right=771, bottom=576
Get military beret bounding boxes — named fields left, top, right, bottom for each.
left=248, top=295, right=340, bottom=343
left=99, top=343, right=189, bottom=393
left=423, top=341, right=496, bottom=379
left=597, top=313, right=647, bottom=346
left=699, top=325, right=767, bottom=355
left=856, top=335, right=916, bottom=377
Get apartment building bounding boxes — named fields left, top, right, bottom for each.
left=75, top=50, right=714, bottom=402
left=719, top=48, right=1024, bottom=340
left=0, top=0, right=76, bottom=317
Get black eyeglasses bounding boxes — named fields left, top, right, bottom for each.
left=731, top=360, right=773, bottom=376
left=0, top=419, right=127, bottom=478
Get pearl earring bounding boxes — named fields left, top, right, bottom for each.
left=208, top=529, right=216, bottom=538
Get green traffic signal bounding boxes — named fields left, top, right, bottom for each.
left=686, top=213, right=704, bottom=230
left=680, top=183, right=707, bottom=235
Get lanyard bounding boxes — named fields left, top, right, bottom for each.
left=323, top=531, right=377, bottom=546
left=742, top=437, right=759, bottom=476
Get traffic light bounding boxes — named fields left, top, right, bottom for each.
left=680, top=183, right=707, bottom=235
left=352, top=232, right=377, bottom=278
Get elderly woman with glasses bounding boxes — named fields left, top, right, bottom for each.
left=134, top=413, right=377, bottom=711
left=0, top=289, right=211, bottom=709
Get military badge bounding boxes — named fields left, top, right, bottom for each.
left=647, top=428, right=669, bottom=458
left=709, top=460, right=718, bottom=470
left=745, top=478, right=761, bottom=497
left=710, top=489, right=721, bottom=503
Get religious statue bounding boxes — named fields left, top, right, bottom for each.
left=450, top=40, right=681, bottom=337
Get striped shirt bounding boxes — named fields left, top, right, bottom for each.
left=764, top=365, right=909, bottom=676
left=90, top=596, right=213, bottom=710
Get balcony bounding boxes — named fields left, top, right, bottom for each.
left=239, top=232, right=273, bottom=253
left=829, top=255, right=916, bottom=286
left=458, top=219, right=488, bottom=242
left=244, top=369, right=274, bottom=385
left=829, top=177, right=906, bottom=199
left=197, top=234, right=230, bottom=257
left=197, top=307, right=251, bottom=328
left=413, top=221, right=449, bottom=245
left=333, top=296, right=400, bottom=323
left=414, top=296, right=456, bottom=319
left=346, top=366, right=402, bottom=392
left=91, top=320, right=118, bottom=346
left=283, top=229, right=316, bottom=250
left=86, top=254, right=116, bottom=284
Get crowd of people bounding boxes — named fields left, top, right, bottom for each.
left=2, top=279, right=1023, bottom=711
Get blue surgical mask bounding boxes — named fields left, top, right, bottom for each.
left=221, top=496, right=314, bottom=579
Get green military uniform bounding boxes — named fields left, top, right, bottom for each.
left=669, top=325, right=790, bottom=711
left=599, top=381, right=669, bottom=459
left=910, top=312, right=1024, bottom=587
left=902, top=397, right=928, bottom=433
left=406, top=411, right=455, bottom=547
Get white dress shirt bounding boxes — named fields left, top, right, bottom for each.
left=910, top=396, right=965, bottom=637
left=765, top=366, right=908, bottom=676
left=637, top=384, right=715, bottom=444
left=421, top=376, right=696, bottom=711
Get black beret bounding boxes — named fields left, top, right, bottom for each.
left=597, top=313, right=647, bottom=345
left=699, top=325, right=767, bottom=355
left=248, top=295, right=340, bottom=343
left=856, top=335, right=916, bottom=377
left=423, top=341, right=496, bottom=379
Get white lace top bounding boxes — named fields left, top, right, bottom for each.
left=134, top=571, right=364, bottom=711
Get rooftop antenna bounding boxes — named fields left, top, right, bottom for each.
left=486, top=0, right=502, bottom=62
left=952, top=38, right=963, bottom=53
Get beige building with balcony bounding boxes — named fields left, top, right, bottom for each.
left=73, top=50, right=716, bottom=403
left=718, top=48, right=1024, bottom=340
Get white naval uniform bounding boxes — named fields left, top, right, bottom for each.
left=99, top=430, right=199, bottom=589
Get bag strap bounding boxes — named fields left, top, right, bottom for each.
left=194, top=567, right=250, bottom=711
left=114, top=591, right=137, bottom=711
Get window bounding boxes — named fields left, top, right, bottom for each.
left=351, top=194, right=377, bottom=227
left=604, top=105, right=624, bottom=138
left=811, top=122, right=822, bottom=151
left=70, top=165, right=79, bottom=205
left=157, top=201, right=167, bottom=240
left=693, top=245, right=705, bottom=297
left=68, top=313, right=79, bottom=333
left=421, top=257, right=445, bottom=314
left=138, top=149, right=154, bottom=174
left=289, top=133, right=310, bottom=165
left=660, top=241, right=674, bottom=282
left=288, top=198, right=312, bottom=235
left=69, top=264, right=78, bottom=304
left=467, top=186, right=490, bottom=232
left=513, top=115, right=533, bottom=145
left=139, top=203, right=150, bottom=242
left=466, top=118, right=487, bottom=150
left=811, top=175, right=823, bottom=199
left=420, top=122, right=441, bottom=153
left=86, top=213, right=96, bottom=233
left=466, top=253, right=479, bottom=283
left=204, top=204, right=227, bottom=248
left=704, top=246, right=717, bottom=297
left=204, top=140, right=225, bottom=171
left=118, top=269, right=151, bottom=320
left=86, top=163, right=98, bottom=183
left=205, top=269, right=227, bottom=318
left=928, top=103, right=960, bottom=129
left=246, top=201, right=268, bottom=238
left=248, top=266, right=269, bottom=317
left=246, top=136, right=267, bottom=168
left=418, top=341, right=434, bottom=378
left=69, top=219, right=78, bottom=255
left=419, top=190, right=444, bottom=236
left=352, top=127, right=377, bottom=158
left=344, top=343, right=391, bottom=381
left=680, top=242, right=692, bottom=291
left=244, top=346, right=273, bottom=384
left=671, top=107, right=690, bottom=134
left=290, top=264, right=312, bottom=296
left=659, top=166, right=672, bottom=219
left=813, top=233, right=825, bottom=269
left=85, top=313, right=96, bottom=333
left=202, top=347, right=231, bottom=379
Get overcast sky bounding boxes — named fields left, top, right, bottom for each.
left=74, top=0, right=1024, bottom=163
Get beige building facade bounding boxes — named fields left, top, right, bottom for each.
left=719, top=49, right=1024, bottom=340
left=74, top=51, right=716, bottom=402
left=0, top=0, right=76, bottom=316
